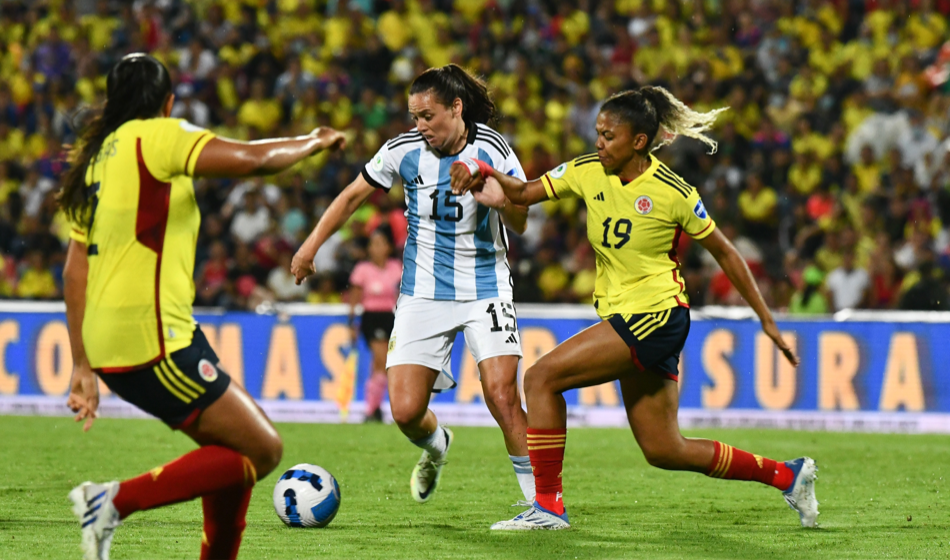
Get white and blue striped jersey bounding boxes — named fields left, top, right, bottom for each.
left=361, top=123, right=524, bottom=301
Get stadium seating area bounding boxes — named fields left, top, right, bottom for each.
left=1, top=0, right=950, bottom=312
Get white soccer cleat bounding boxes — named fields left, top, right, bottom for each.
left=783, top=457, right=819, bottom=528
left=69, top=481, right=121, bottom=560
left=491, top=503, right=571, bottom=531
left=410, top=427, right=454, bottom=503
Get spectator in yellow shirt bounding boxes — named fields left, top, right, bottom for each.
left=16, top=251, right=58, bottom=300
left=738, top=175, right=779, bottom=239
left=237, top=79, right=282, bottom=134
left=852, top=145, right=881, bottom=194
left=906, top=2, right=947, bottom=51
left=788, top=152, right=823, bottom=197
left=376, top=0, right=411, bottom=52
left=80, top=0, right=120, bottom=51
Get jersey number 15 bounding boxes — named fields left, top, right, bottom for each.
left=429, top=190, right=463, bottom=222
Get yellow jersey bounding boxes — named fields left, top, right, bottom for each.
left=542, top=154, right=715, bottom=318
left=70, top=118, right=215, bottom=372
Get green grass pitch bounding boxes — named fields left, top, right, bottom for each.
left=1, top=416, right=949, bottom=559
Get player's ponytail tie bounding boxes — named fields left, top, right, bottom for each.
left=453, top=158, right=494, bottom=178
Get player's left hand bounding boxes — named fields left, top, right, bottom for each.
left=450, top=161, right=484, bottom=195
left=762, top=320, right=799, bottom=367
left=470, top=176, right=507, bottom=209
left=67, top=362, right=99, bottom=432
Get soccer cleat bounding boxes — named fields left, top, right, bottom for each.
left=410, top=427, right=454, bottom=503
left=783, top=457, right=819, bottom=528
left=69, top=481, right=121, bottom=560
left=491, top=503, right=571, bottom=531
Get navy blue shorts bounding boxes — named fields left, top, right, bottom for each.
left=607, top=306, right=690, bottom=381
left=98, top=327, right=231, bottom=429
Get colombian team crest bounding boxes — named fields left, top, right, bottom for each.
left=635, top=195, right=653, bottom=215
left=198, top=359, right=218, bottom=382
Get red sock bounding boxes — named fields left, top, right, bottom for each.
left=200, top=486, right=253, bottom=560
left=113, top=446, right=257, bottom=519
left=706, top=441, right=794, bottom=491
left=527, top=428, right=566, bottom=515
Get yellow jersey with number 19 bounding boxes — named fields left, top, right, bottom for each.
left=69, top=118, right=215, bottom=372
left=541, top=154, right=715, bottom=319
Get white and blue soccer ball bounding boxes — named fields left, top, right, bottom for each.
left=273, top=463, right=341, bottom=528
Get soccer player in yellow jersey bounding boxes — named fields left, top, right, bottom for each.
left=452, top=86, right=820, bottom=531
left=60, top=54, right=345, bottom=560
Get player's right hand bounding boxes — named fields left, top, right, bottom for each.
left=291, top=249, right=317, bottom=285
left=310, top=127, right=347, bottom=152
left=67, top=362, right=99, bottom=432
left=450, top=160, right=484, bottom=195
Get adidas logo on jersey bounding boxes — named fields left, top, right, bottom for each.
left=593, top=192, right=605, bottom=201
left=505, top=333, right=518, bottom=344
left=407, top=175, right=424, bottom=186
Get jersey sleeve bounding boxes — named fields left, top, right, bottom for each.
left=540, top=159, right=583, bottom=200
left=143, top=118, right=216, bottom=181
left=361, top=142, right=399, bottom=192
left=69, top=218, right=88, bottom=244
left=675, top=188, right=716, bottom=239
left=498, top=149, right=526, bottom=181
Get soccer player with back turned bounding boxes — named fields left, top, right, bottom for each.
left=61, top=54, right=345, bottom=559
left=452, top=86, right=819, bottom=530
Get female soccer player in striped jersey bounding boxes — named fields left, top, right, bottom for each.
left=452, top=86, right=819, bottom=531
left=292, top=64, right=536, bottom=505
left=61, top=54, right=345, bottom=560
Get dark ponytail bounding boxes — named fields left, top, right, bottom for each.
left=600, top=85, right=726, bottom=155
left=409, top=63, right=496, bottom=127
left=59, top=53, right=172, bottom=223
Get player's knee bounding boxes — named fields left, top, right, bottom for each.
left=523, top=362, right=556, bottom=395
left=389, top=398, right=426, bottom=430
left=482, top=377, right=519, bottom=411
left=251, top=434, right=284, bottom=479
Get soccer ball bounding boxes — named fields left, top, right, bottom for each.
left=273, top=463, right=341, bottom=528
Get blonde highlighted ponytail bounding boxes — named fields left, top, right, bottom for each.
left=601, top=86, right=728, bottom=155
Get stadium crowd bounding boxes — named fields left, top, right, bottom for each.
left=1, top=0, right=950, bottom=313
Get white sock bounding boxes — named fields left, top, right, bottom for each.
left=411, top=426, right=449, bottom=460
left=509, top=454, right=536, bottom=501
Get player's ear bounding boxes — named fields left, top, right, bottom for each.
left=632, top=132, right=649, bottom=151
left=452, top=97, right=463, bottom=119
left=163, top=93, right=175, bottom=118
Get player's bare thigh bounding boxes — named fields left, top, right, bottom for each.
left=181, top=382, right=283, bottom=478
left=523, top=320, right=634, bottom=395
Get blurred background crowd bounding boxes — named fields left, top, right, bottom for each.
left=1, top=0, right=950, bottom=313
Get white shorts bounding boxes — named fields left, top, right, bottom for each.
left=386, top=294, right=523, bottom=392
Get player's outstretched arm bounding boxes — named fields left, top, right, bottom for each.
left=698, top=228, right=799, bottom=366
left=291, top=174, right=376, bottom=285
left=63, top=239, right=98, bottom=432
left=450, top=159, right=549, bottom=206
left=456, top=171, right=529, bottom=234
left=194, top=127, right=346, bottom=178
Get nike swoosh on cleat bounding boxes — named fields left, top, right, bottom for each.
left=417, top=480, right=435, bottom=500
